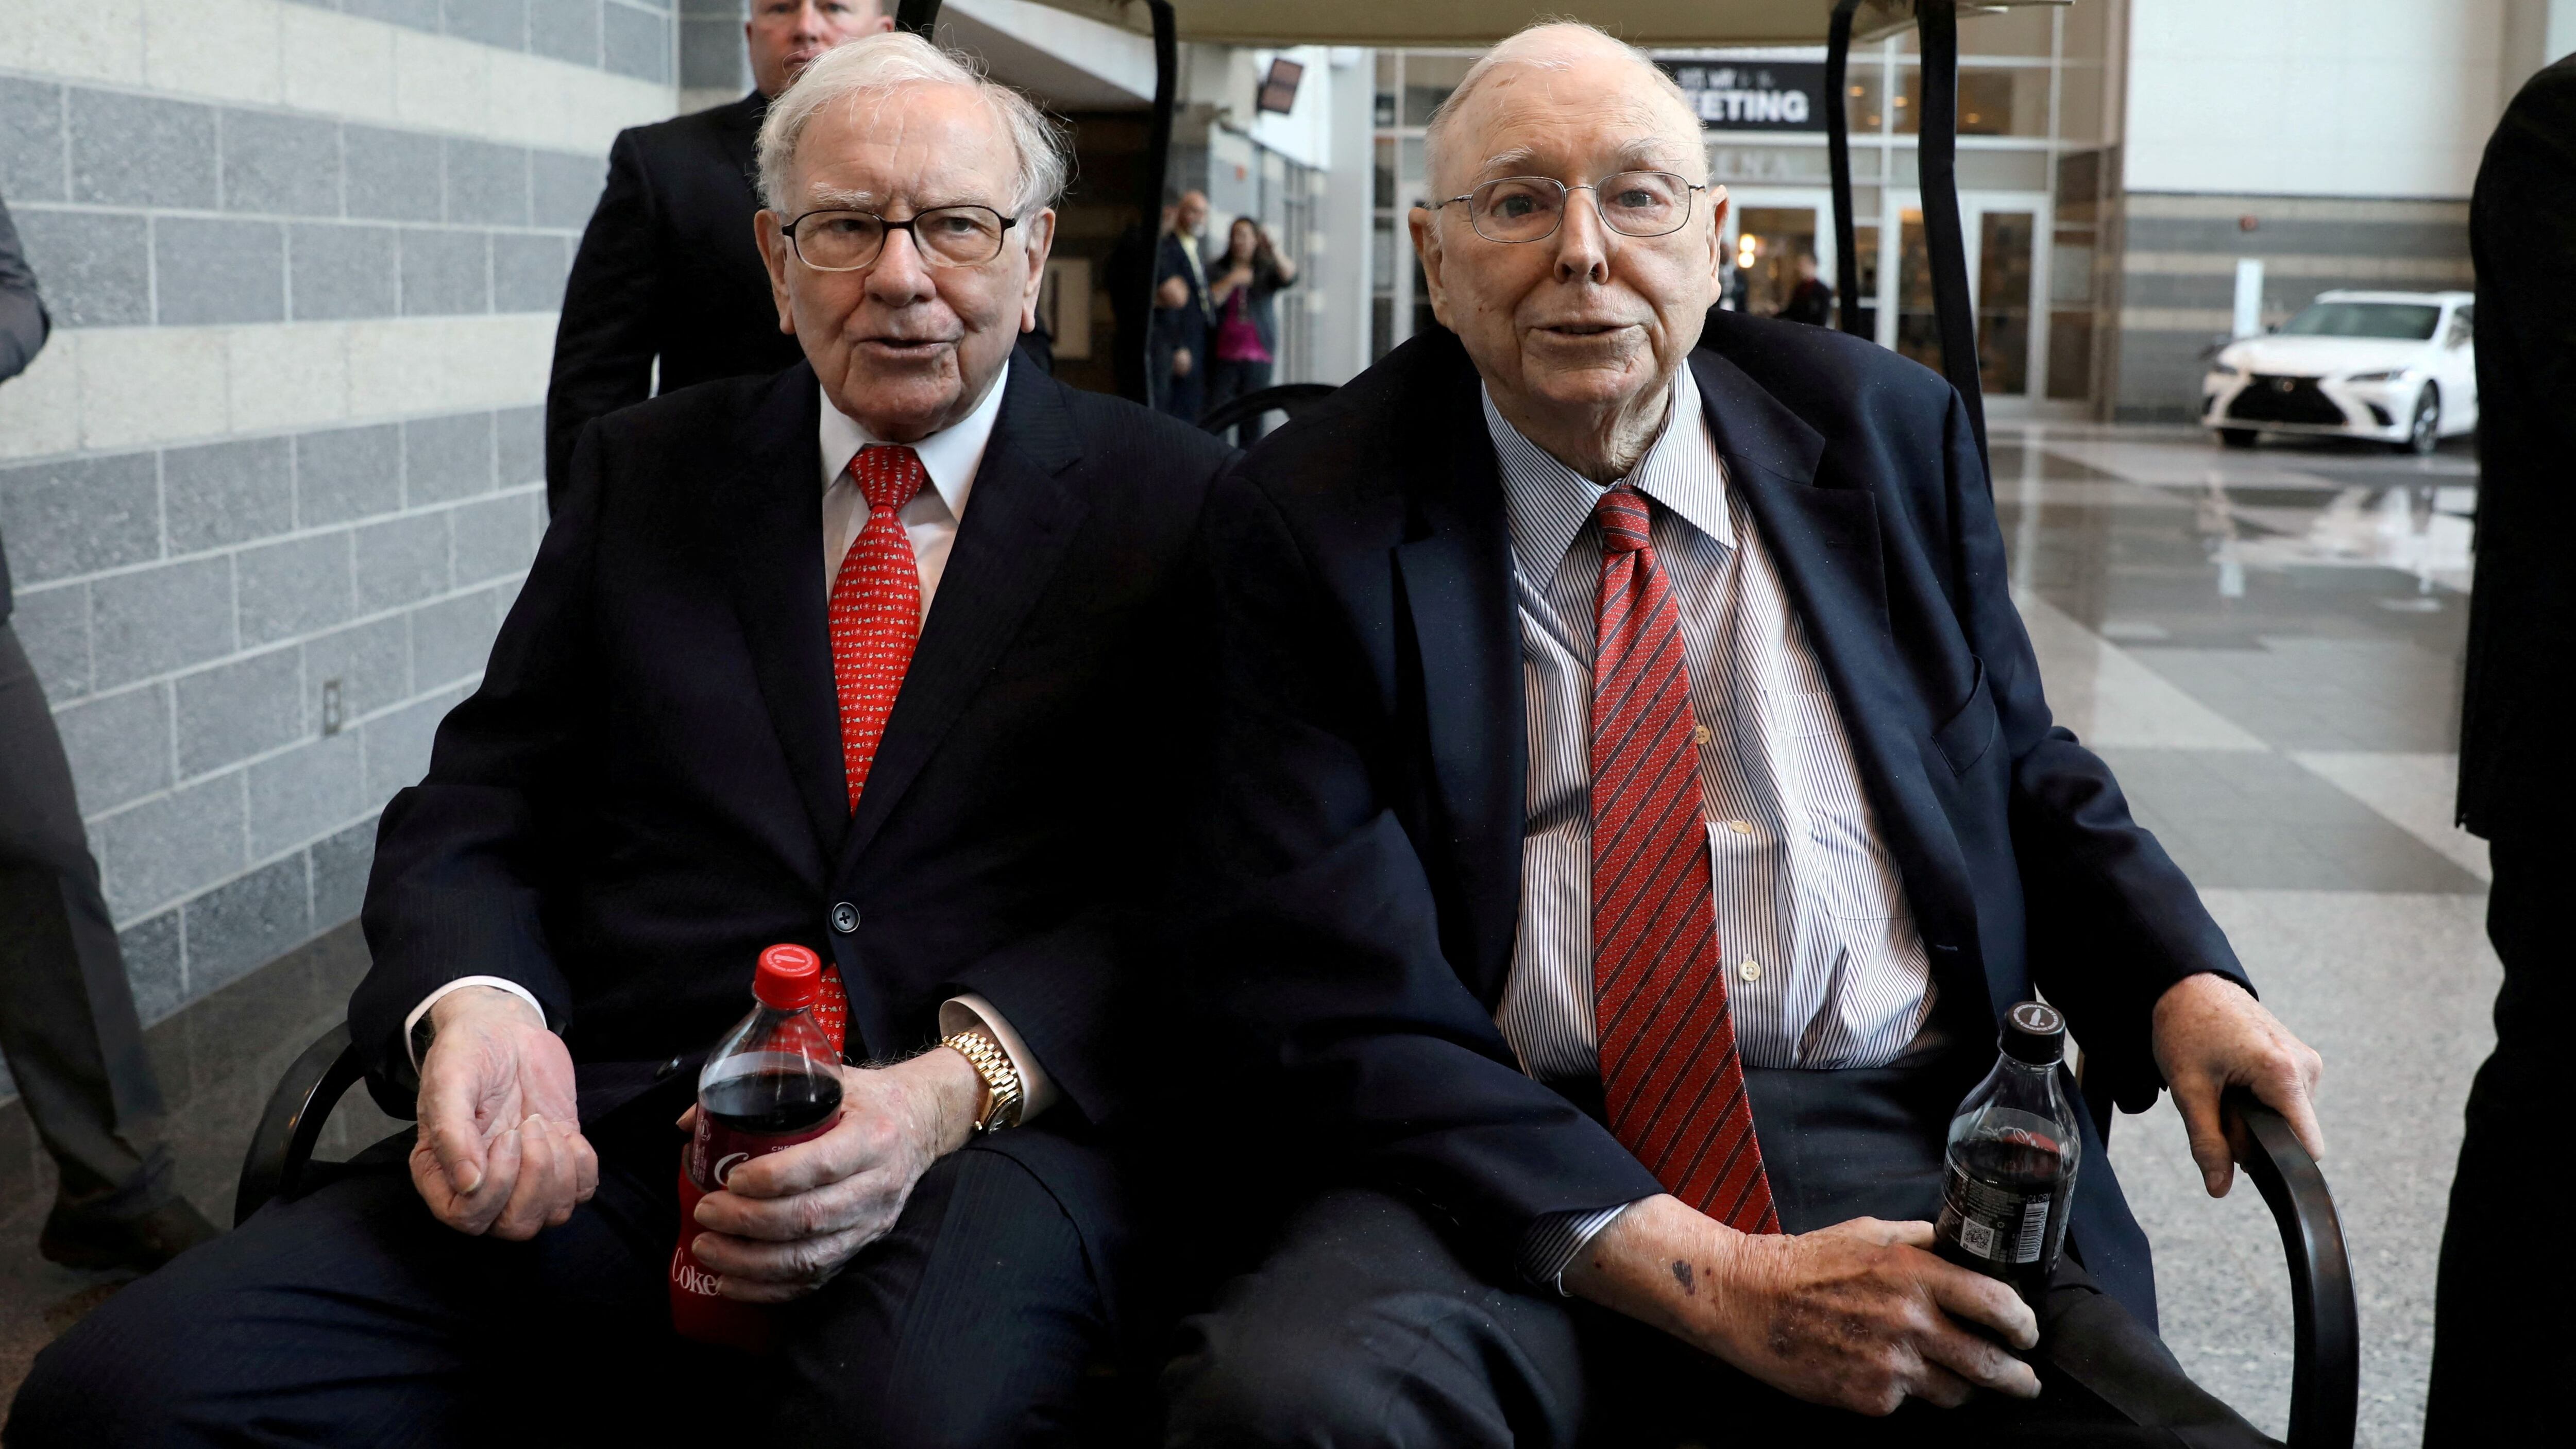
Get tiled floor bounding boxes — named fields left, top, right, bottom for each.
left=0, top=425, right=2493, bottom=1444
left=1993, top=424, right=2490, bottom=1445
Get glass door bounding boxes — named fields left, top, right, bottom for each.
left=1884, top=192, right=2045, bottom=402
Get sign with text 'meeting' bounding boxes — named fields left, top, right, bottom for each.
left=1657, top=60, right=1829, bottom=133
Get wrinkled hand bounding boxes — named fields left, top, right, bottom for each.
left=2153, top=972, right=2325, bottom=1197
left=1565, top=1195, right=2039, bottom=1415
left=410, top=986, right=596, bottom=1239
left=684, top=1047, right=980, bottom=1303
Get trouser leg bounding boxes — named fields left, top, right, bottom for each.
left=3, top=1125, right=683, bottom=1449
left=0, top=622, right=170, bottom=1213
left=2424, top=832, right=2572, bottom=1443
left=771, top=1139, right=1111, bottom=1449
left=1164, top=1185, right=2273, bottom=1449
left=1162, top=1187, right=1592, bottom=1449
left=1232, top=362, right=1275, bottom=447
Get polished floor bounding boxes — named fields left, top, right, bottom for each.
left=1992, top=423, right=2488, bottom=1447
left=0, top=424, right=2492, bottom=1445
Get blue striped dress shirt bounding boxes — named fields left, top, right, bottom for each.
left=1488, top=367, right=1935, bottom=1287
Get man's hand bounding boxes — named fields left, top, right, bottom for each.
left=1172, top=346, right=1194, bottom=378
left=685, top=1046, right=981, bottom=1303
left=410, top=986, right=597, bottom=1239
left=1157, top=276, right=1190, bottom=309
left=2153, top=972, right=2325, bottom=1197
left=1563, top=1195, right=2040, bottom=1415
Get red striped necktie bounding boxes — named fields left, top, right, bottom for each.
left=810, top=444, right=930, bottom=1054
left=1588, top=484, right=1778, bottom=1234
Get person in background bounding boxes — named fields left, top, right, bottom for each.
left=2427, top=50, right=2576, bottom=1445
left=1776, top=251, right=1834, bottom=327
left=0, top=192, right=219, bottom=1273
left=1201, top=217, right=1299, bottom=446
left=1154, top=189, right=1213, bottom=422
left=544, top=0, right=894, bottom=507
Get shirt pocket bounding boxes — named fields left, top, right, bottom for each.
left=1761, top=686, right=1909, bottom=922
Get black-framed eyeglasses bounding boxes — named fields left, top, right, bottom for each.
left=781, top=204, right=1017, bottom=271
left=1432, top=171, right=1708, bottom=244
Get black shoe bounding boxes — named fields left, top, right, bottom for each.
left=39, top=1197, right=222, bottom=1273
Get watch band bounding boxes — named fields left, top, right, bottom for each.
left=941, top=1029, right=1024, bottom=1132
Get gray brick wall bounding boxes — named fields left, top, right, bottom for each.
left=2, top=82, right=608, bottom=330
left=0, top=0, right=685, bottom=1109
left=1, top=407, right=546, bottom=1064
left=278, top=0, right=675, bottom=82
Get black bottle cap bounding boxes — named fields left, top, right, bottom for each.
left=2001, top=1001, right=2065, bottom=1066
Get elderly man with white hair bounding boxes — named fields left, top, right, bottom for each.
left=1164, top=21, right=2314, bottom=1445
left=13, top=33, right=1233, bottom=1448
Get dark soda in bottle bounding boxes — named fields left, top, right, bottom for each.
left=1934, top=1000, right=2081, bottom=1310
left=669, top=943, right=845, bottom=1350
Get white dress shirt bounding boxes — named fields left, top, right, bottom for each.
left=1488, top=366, right=1933, bottom=1284
left=409, top=360, right=1058, bottom=1123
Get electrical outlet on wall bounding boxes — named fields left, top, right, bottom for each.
left=321, top=678, right=344, bottom=737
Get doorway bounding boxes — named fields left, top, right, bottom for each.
left=1889, top=193, right=2045, bottom=404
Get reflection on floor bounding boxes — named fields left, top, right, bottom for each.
left=0, top=426, right=2488, bottom=1443
left=1994, top=425, right=2487, bottom=1445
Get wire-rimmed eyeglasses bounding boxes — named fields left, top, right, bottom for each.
left=1432, top=171, right=1708, bottom=245
left=781, top=204, right=1018, bottom=271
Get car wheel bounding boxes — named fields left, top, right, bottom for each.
left=2219, top=428, right=2258, bottom=449
left=2396, top=384, right=2441, bottom=455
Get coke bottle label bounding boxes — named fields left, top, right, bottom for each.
left=669, top=1101, right=839, bottom=1350
left=1939, top=1165, right=2052, bottom=1265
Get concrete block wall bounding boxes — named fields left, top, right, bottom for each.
left=0, top=0, right=681, bottom=1098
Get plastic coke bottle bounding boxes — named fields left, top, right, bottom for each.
left=1934, top=1000, right=2081, bottom=1310
left=669, top=943, right=846, bottom=1350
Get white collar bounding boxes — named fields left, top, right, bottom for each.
left=1483, top=364, right=1732, bottom=584
left=816, top=355, right=1012, bottom=517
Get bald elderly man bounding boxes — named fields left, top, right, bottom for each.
left=1164, top=22, right=2316, bottom=1446
left=14, top=34, right=1232, bottom=1448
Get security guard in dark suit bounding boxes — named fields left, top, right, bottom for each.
left=544, top=0, right=893, bottom=505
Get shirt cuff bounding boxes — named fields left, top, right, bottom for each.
left=937, top=993, right=1059, bottom=1124
left=1521, top=1201, right=1641, bottom=1296
left=404, top=977, right=546, bottom=1071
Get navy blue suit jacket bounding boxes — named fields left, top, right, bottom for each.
left=1184, top=312, right=2249, bottom=1323
left=354, top=360, right=1235, bottom=1312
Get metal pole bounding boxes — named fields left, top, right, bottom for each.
left=1130, top=0, right=1178, bottom=406
left=1915, top=0, right=1990, bottom=474
left=1825, top=0, right=1865, bottom=335
left=893, top=0, right=941, bottom=37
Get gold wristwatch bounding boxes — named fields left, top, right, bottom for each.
left=941, top=1029, right=1024, bottom=1132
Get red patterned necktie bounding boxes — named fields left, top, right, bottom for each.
left=811, top=444, right=929, bottom=1053
left=1588, top=485, right=1779, bottom=1234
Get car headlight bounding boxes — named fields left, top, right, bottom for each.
left=2344, top=369, right=2406, bottom=383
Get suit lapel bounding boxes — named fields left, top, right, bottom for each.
left=1690, top=350, right=1980, bottom=962
left=1391, top=345, right=1527, bottom=1005
left=719, top=365, right=846, bottom=873
left=836, top=364, right=1089, bottom=876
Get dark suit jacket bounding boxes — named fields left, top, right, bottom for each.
left=2459, top=55, right=2576, bottom=840
left=357, top=360, right=1236, bottom=1315
left=1183, top=314, right=2250, bottom=1322
left=1152, top=232, right=1210, bottom=365
left=544, top=93, right=803, bottom=507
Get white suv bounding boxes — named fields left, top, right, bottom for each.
left=2200, top=290, right=2477, bottom=454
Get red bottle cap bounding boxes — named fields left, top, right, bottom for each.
left=753, top=944, right=822, bottom=1010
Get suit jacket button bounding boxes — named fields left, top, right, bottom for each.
left=831, top=902, right=860, bottom=934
